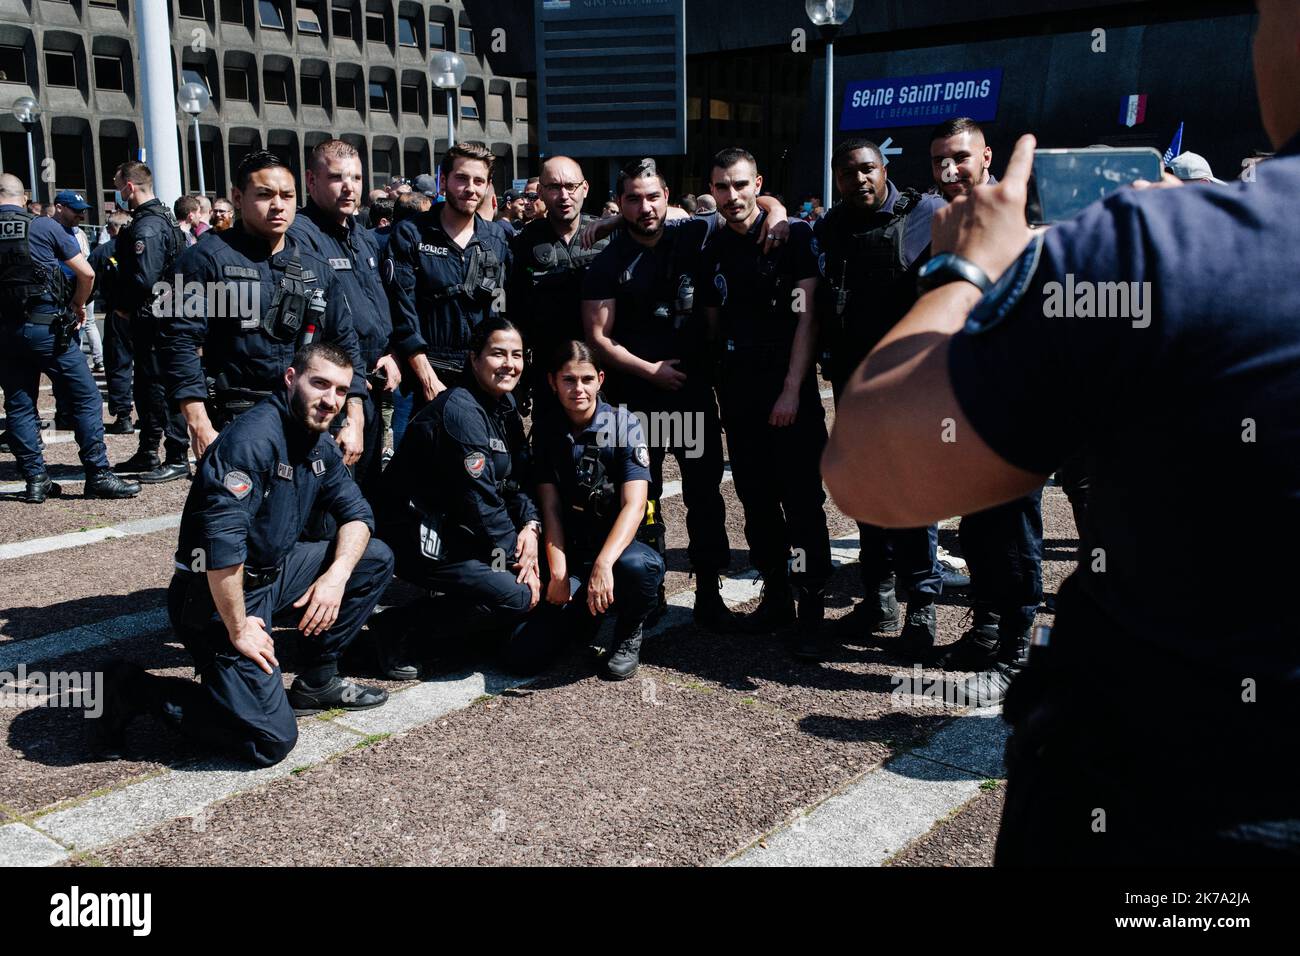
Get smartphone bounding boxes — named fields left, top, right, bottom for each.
left=1027, top=147, right=1164, bottom=225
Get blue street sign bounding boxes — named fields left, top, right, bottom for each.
left=840, top=69, right=1003, bottom=131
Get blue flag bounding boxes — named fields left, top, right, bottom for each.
left=1162, top=122, right=1184, bottom=166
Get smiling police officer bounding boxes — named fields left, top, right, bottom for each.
left=383, top=142, right=512, bottom=415
left=94, top=342, right=393, bottom=766
left=160, top=151, right=367, bottom=463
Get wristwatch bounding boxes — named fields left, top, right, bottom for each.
left=916, top=253, right=993, bottom=295
left=522, top=519, right=542, bottom=535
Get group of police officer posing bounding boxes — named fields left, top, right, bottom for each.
left=5, top=126, right=1045, bottom=809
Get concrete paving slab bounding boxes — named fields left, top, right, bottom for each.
left=33, top=720, right=360, bottom=854
left=0, top=822, right=69, bottom=867
left=0, top=610, right=170, bottom=667
left=332, top=670, right=527, bottom=736
left=909, top=706, right=1008, bottom=779
left=0, top=513, right=181, bottom=561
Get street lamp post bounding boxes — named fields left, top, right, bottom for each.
left=12, top=97, right=42, bottom=204
left=429, top=51, right=468, bottom=167
left=178, top=81, right=211, bottom=197
left=806, top=0, right=854, bottom=208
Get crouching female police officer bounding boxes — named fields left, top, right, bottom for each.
left=507, top=342, right=665, bottom=679
left=374, top=317, right=541, bottom=676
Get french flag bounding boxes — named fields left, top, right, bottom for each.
left=1119, top=94, right=1148, bottom=128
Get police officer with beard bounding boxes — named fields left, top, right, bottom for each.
left=383, top=142, right=512, bottom=417
left=288, top=139, right=403, bottom=497
left=161, top=151, right=367, bottom=463
left=509, top=155, right=610, bottom=420
left=110, top=161, right=192, bottom=484
left=814, top=139, right=945, bottom=658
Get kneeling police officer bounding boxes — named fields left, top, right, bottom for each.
left=375, top=317, right=540, bottom=677
left=509, top=341, right=666, bottom=679
left=93, top=343, right=394, bottom=767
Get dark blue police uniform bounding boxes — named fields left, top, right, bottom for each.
left=0, top=204, right=112, bottom=482
left=163, top=392, right=394, bottom=766
left=382, top=208, right=511, bottom=412
left=814, top=181, right=943, bottom=636
left=700, top=212, right=832, bottom=596
left=88, top=235, right=134, bottom=424
left=161, top=221, right=366, bottom=426
left=581, top=216, right=731, bottom=576
left=508, top=401, right=665, bottom=674
left=114, top=198, right=189, bottom=468
left=377, top=380, right=538, bottom=643
left=947, top=135, right=1300, bottom=864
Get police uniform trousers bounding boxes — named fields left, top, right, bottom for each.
left=0, top=314, right=110, bottom=480
left=718, top=357, right=832, bottom=589
left=102, top=308, right=134, bottom=419
left=159, top=538, right=394, bottom=767
left=830, top=377, right=941, bottom=601
left=958, top=488, right=1043, bottom=638
left=603, top=376, right=731, bottom=574
left=504, top=540, right=665, bottom=675
left=130, top=311, right=189, bottom=462
left=996, top=633, right=1300, bottom=865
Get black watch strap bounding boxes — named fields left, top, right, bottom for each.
left=917, top=254, right=993, bottom=295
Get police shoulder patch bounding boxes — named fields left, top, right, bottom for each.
left=134, top=239, right=146, bottom=255
left=464, top=452, right=487, bottom=478
left=634, top=444, right=650, bottom=468
left=312, top=458, right=326, bottom=476
left=276, top=462, right=293, bottom=480
left=223, top=470, right=253, bottom=499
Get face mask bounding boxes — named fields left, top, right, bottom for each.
left=114, top=189, right=127, bottom=209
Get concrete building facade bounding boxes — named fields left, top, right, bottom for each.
left=0, top=0, right=534, bottom=221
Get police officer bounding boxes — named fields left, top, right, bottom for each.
left=383, top=142, right=511, bottom=416
left=509, top=155, right=610, bottom=420
left=93, top=343, right=393, bottom=766
left=700, top=148, right=832, bottom=658
left=161, top=150, right=367, bottom=463
left=510, top=341, right=665, bottom=679
left=375, top=317, right=540, bottom=678
left=0, top=173, right=138, bottom=503
left=289, top=139, right=403, bottom=497
left=109, top=161, right=192, bottom=483
left=925, top=119, right=1045, bottom=676
left=90, top=211, right=136, bottom=434
left=813, top=139, right=945, bottom=657
left=581, top=158, right=738, bottom=632
left=825, top=0, right=1300, bottom=864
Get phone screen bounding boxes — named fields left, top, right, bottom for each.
left=1028, top=148, right=1164, bottom=225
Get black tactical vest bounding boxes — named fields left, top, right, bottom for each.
left=115, top=199, right=186, bottom=315
left=0, top=207, right=65, bottom=316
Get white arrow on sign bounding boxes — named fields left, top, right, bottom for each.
left=879, top=137, right=903, bottom=166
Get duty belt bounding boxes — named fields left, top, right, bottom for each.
left=242, top=564, right=281, bottom=590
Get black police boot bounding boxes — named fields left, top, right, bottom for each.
left=894, top=599, right=937, bottom=661
left=89, top=661, right=147, bottom=760
left=790, top=585, right=826, bottom=661
left=874, top=575, right=901, bottom=631
left=137, top=458, right=190, bottom=484
left=693, top=574, right=740, bottom=633
left=113, top=449, right=158, bottom=475
left=738, top=573, right=796, bottom=635
left=19, top=473, right=55, bottom=504
left=85, top=469, right=141, bottom=499
left=960, top=627, right=1031, bottom=708
left=287, top=675, right=389, bottom=716
left=104, top=416, right=135, bottom=435
left=606, top=624, right=645, bottom=680
left=937, top=610, right=1002, bottom=672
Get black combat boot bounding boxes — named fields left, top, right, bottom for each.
left=693, top=574, right=740, bottom=633
left=936, top=608, right=1001, bottom=672
left=738, top=572, right=796, bottom=635
left=19, top=473, right=54, bottom=504
left=113, top=449, right=159, bottom=475
left=85, top=469, right=141, bottom=499
left=874, top=574, right=901, bottom=631
left=960, top=626, right=1030, bottom=708
left=834, top=574, right=898, bottom=641
left=790, top=585, right=825, bottom=661
left=137, top=458, right=191, bottom=484
left=894, top=599, right=937, bottom=661
left=606, top=624, right=645, bottom=680
left=104, top=416, right=135, bottom=435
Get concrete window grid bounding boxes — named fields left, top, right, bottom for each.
left=0, top=1, right=531, bottom=213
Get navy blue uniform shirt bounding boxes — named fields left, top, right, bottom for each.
left=288, top=200, right=397, bottom=369
left=161, top=222, right=365, bottom=404
left=581, top=214, right=717, bottom=365
left=114, top=198, right=184, bottom=315
left=948, top=134, right=1300, bottom=694
left=378, top=381, right=538, bottom=561
left=699, top=211, right=819, bottom=353
left=21, top=209, right=81, bottom=273
left=510, top=213, right=610, bottom=362
left=381, top=209, right=512, bottom=366
left=535, top=399, right=651, bottom=546
left=175, top=390, right=373, bottom=572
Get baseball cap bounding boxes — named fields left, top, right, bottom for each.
left=503, top=189, right=519, bottom=203
left=54, top=189, right=91, bottom=211
left=412, top=173, right=439, bottom=197
left=1167, top=151, right=1226, bottom=185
